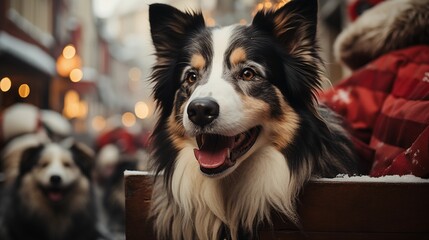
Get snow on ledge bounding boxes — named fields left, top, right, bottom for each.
left=314, top=174, right=429, bottom=183
left=124, top=171, right=429, bottom=183
left=124, top=170, right=154, bottom=176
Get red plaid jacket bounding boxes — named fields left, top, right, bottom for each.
left=320, top=45, right=429, bottom=178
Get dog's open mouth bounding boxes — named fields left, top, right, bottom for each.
left=40, top=185, right=71, bottom=203
left=193, top=126, right=261, bottom=176
left=47, top=188, right=65, bottom=202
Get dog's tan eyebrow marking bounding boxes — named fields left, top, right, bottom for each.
left=229, top=47, right=247, bottom=66
left=190, top=54, right=206, bottom=70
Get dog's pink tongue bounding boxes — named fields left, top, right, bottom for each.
left=48, top=192, right=63, bottom=202
left=194, top=148, right=229, bottom=168
left=194, top=135, right=234, bottom=169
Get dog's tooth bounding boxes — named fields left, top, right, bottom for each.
left=236, top=133, right=245, bottom=144
left=227, top=148, right=231, bottom=159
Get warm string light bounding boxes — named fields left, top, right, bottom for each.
left=0, top=77, right=11, bottom=92
left=56, top=44, right=82, bottom=81
left=92, top=115, right=107, bottom=132
left=18, top=84, right=30, bottom=98
left=122, top=112, right=136, bottom=127
left=135, top=101, right=150, bottom=119
left=63, top=90, right=88, bottom=119
left=253, top=0, right=290, bottom=15
left=128, top=67, right=142, bottom=91
left=1, top=77, right=32, bottom=97
left=69, top=68, right=83, bottom=82
left=205, top=17, right=216, bottom=27
left=62, top=45, right=76, bottom=59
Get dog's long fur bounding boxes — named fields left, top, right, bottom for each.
left=0, top=142, right=100, bottom=240
left=148, top=1, right=360, bottom=239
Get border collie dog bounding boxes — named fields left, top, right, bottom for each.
left=148, top=0, right=359, bottom=239
left=0, top=142, right=101, bottom=240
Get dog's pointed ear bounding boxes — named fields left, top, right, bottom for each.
left=252, top=0, right=318, bottom=56
left=20, top=145, right=43, bottom=175
left=149, top=4, right=205, bottom=56
left=70, top=141, right=95, bottom=178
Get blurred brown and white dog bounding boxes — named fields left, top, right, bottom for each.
left=148, top=0, right=360, bottom=239
left=1, top=103, right=72, bottom=185
left=0, top=141, right=102, bottom=240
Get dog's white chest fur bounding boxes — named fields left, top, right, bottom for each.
left=152, top=143, right=295, bottom=240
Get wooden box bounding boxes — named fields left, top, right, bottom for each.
left=125, top=171, right=429, bottom=240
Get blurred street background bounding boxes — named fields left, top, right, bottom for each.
left=0, top=0, right=349, bottom=142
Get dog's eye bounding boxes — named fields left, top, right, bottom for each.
left=63, top=162, right=72, bottom=168
left=240, top=68, right=255, bottom=81
left=39, top=162, right=49, bottom=168
left=184, top=70, right=198, bottom=84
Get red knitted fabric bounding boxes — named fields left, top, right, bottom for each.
left=320, top=45, right=429, bottom=178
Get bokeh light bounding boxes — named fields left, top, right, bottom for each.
left=69, top=68, right=83, bottom=82
left=63, top=44, right=76, bottom=59
left=18, top=84, right=30, bottom=98
left=63, top=90, right=87, bottom=119
left=0, top=77, right=11, bottom=92
left=56, top=44, right=82, bottom=77
left=122, top=112, right=136, bottom=127
left=135, top=101, right=149, bottom=119
left=92, top=115, right=107, bottom=132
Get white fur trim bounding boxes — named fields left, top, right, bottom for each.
left=2, top=103, right=39, bottom=141
left=41, top=110, right=72, bottom=136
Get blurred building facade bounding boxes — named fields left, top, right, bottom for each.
left=0, top=0, right=56, bottom=109
left=0, top=0, right=99, bottom=139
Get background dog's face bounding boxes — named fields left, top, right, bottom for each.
left=149, top=0, right=323, bottom=177
left=32, top=144, right=81, bottom=200
left=19, top=142, right=94, bottom=205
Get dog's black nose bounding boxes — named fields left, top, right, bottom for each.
left=50, top=175, right=62, bottom=186
left=187, top=98, right=219, bottom=127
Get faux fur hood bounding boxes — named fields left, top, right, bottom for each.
left=334, top=0, right=429, bottom=70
